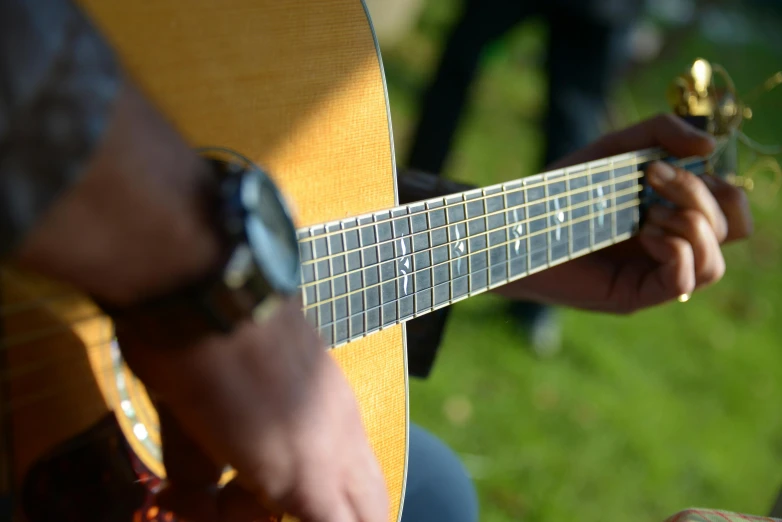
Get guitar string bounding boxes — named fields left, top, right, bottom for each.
left=0, top=135, right=736, bottom=422
left=0, top=202, right=636, bottom=359
left=300, top=177, right=645, bottom=291
left=0, top=224, right=623, bottom=395
left=0, top=175, right=717, bottom=402
left=0, top=291, right=82, bottom=316
left=311, top=228, right=634, bottom=337
left=0, top=154, right=709, bottom=317
left=0, top=228, right=609, bottom=393
left=0, top=157, right=726, bottom=437
left=301, top=154, right=710, bottom=301
left=0, top=205, right=635, bottom=417
left=302, top=196, right=643, bottom=312
left=0, top=170, right=684, bottom=344
left=0, top=171, right=643, bottom=318
left=299, top=168, right=648, bottom=269
left=295, top=147, right=672, bottom=246
left=0, top=186, right=637, bottom=348
left=0, top=236, right=574, bottom=357
left=1, top=356, right=125, bottom=415
left=295, top=145, right=717, bottom=248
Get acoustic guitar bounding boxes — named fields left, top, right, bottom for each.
left=0, top=1, right=741, bottom=521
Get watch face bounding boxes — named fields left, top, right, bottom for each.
left=241, top=168, right=301, bottom=295
left=197, top=147, right=301, bottom=298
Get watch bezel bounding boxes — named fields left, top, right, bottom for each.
left=199, top=147, right=301, bottom=303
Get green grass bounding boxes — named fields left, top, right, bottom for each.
left=378, top=3, right=782, bottom=522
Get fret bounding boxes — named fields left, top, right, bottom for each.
left=587, top=166, right=595, bottom=250
left=590, top=160, right=614, bottom=246
left=545, top=170, right=570, bottom=265
left=306, top=225, right=332, bottom=343
left=445, top=193, right=469, bottom=302
left=465, top=190, right=489, bottom=294
left=373, top=210, right=398, bottom=328
left=568, top=165, right=591, bottom=255
left=298, top=145, right=676, bottom=348
left=393, top=207, right=415, bottom=321
left=610, top=158, right=618, bottom=241
left=412, top=202, right=433, bottom=315
left=526, top=176, right=548, bottom=272
left=429, top=197, right=451, bottom=308
left=565, top=169, right=572, bottom=258
left=343, top=218, right=365, bottom=340
left=326, top=222, right=350, bottom=345
left=358, top=214, right=380, bottom=334
left=404, top=202, right=426, bottom=316
left=544, top=178, right=552, bottom=266
left=614, top=157, right=641, bottom=238
left=485, top=185, right=507, bottom=288
left=298, top=229, right=318, bottom=326
left=503, top=180, right=527, bottom=280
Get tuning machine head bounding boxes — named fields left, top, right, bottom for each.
left=667, top=58, right=744, bottom=137
left=667, top=58, right=746, bottom=186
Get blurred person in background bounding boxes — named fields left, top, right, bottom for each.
left=404, top=0, right=646, bottom=356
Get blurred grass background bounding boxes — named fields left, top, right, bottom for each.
left=366, top=1, right=782, bottom=521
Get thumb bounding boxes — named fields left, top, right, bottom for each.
left=549, top=114, right=715, bottom=169
left=155, top=403, right=224, bottom=521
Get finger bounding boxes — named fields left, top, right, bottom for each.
left=549, top=113, right=715, bottom=169
left=646, top=161, right=728, bottom=243
left=158, top=403, right=224, bottom=487
left=156, top=404, right=223, bottom=521
left=329, top=499, right=359, bottom=522
left=701, top=174, right=754, bottom=242
left=286, top=477, right=354, bottom=522
left=637, top=231, right=696, bottom=305
left=345, top=447, right=389, bottom=522
left=644, top=209, right=726, bottom=288
left=217, top=479, right=279, bottom=522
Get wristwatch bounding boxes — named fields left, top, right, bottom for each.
left=100, top=148, right=301, bottom=333
left=196, top=147, right=301, bottom=331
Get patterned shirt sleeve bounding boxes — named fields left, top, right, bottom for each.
left=0, top=0, right=120, bottom=256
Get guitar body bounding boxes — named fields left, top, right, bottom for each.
left=0, top=1, right=408, bottom=521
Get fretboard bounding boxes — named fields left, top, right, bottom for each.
left=297, top=148, right=707, bottom=348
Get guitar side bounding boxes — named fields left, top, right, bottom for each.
left=0, top=1, right=408, bottom=521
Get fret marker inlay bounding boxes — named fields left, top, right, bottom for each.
left=453, top=225, right=465, bottom=274
left=553, top=198, right=565, bottom=241
left=399, top=238, right=411, bottom=296
left=298, top=147, right=705, bottom=350
left=595, top=185, right=608, bottom=226
left=512, top=208, right=523, bottom=254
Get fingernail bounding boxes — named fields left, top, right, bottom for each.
left=648, top=162, right=676, bottom=185
left=643, top=224, right=665, bottom=236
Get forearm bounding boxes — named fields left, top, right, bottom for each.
left=13, top=81, right=222, bottom=307
left=1, top=0, right=222, bottom=306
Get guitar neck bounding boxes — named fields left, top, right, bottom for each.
left=297, top=147, right=708, bottom=348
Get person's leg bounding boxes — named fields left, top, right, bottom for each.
left=407, top=0, right=558, bottom=354
left=400, top=423, right=478, bottom=522
left=543, top=14, right=633, bottom=165
left=509, top=10, right=638, bottom=357
left=405, top=0, right=532, bottom=174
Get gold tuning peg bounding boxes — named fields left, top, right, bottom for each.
left=725, top=173, right=755, bottom=192
left=691, top=58, right=713, bottom=97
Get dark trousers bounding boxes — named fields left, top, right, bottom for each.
left=406, top=0, right=638, bottom=174
left=401, top=424, right=479, bottom=522
left=404, top=0, right=640, bottom=342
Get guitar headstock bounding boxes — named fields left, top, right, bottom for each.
left=667, top=58, right=781, bottom=199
